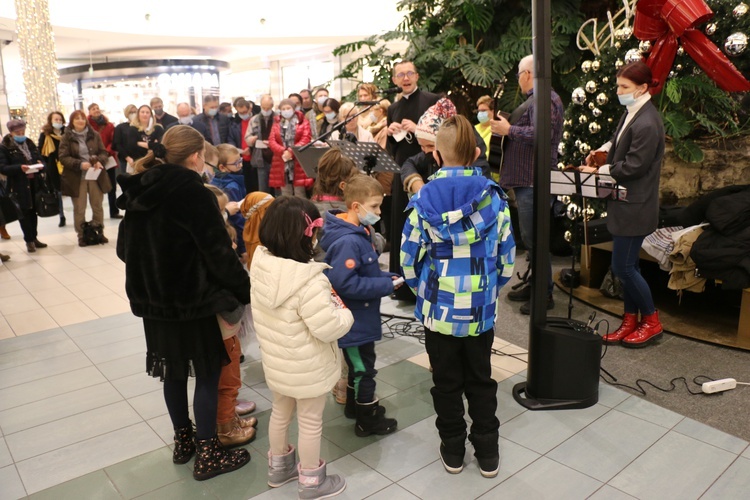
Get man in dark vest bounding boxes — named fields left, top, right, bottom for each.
left=386, top=61, right=440, bottom=300
left=490, top=54, right=564, bottom=314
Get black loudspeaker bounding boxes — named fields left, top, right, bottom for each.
left=513, top=317, right=601, bottom=410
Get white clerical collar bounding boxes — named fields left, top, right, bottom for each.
left=402, top=87, right=418, bottom=99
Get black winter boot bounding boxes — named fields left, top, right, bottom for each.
left=469, top=432, right=500, bottom=478
left=172, top=423, right=195, bottom=464
left=344, top=386, right=355, bottom=419
left=193, top=435, right=250, bottom=481
left=439, top=433, right=467, bottom=474
left=354, top=400, right=397, bottom=437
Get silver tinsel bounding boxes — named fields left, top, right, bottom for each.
left=725, top=32, right=748, bottom=56
left=572, top=87, right=587, bottom=105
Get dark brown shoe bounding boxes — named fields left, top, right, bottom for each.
left=0, top=225, right=9, bottom=239
left=26, top=242, right=36, bottom=253
left=0, top=252, right=9, bottom=262
left=78, top=238, right=87, bottom=247
left=100, top=235, right=109, bottom=244
left=33, top=239, right=47, bottom=248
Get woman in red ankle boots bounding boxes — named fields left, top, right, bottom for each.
left=583, top=61, right=665, bottom=348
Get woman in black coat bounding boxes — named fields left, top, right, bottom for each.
left=38, top=111, right=67, bottom=227
left=0, top=119, right=47, bottom=252
left=124, top=105, right=165, bottom=166
left=584, top=61, right=665, bottom=348
left=116, top=124, right=250, bottom=480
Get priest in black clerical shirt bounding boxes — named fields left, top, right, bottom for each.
left=386, top=61, right=440, bottom=299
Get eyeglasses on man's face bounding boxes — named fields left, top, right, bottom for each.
left=517, top=70, right=530, bottom=79
left=395, top=71, right=417, bottom=79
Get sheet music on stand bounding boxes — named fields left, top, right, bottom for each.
left=551, top=169, right=627, bottom=200
left=328, top=140, right=400, bottom=175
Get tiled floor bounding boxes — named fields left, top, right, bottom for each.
left=2, top=211, right=750, bottom=499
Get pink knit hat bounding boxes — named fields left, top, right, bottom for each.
left=415, top=98, right=457, bottom=142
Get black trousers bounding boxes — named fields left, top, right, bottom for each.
left=343, top=342, right=377, bottom=403
left=107, top=166, right=119, bottom=216
left=242, top=159, right=258, bottom=194
left=424, top=328, right=499, bottom=440
left=19, top=208, right=38, bottom=243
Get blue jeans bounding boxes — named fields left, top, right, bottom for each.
left=256, top=162, right=272, bottom=195
left=513, top=187, right=553, bottom=295
left=611, top=235, right=655, bottom=316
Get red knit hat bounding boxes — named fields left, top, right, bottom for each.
left=415, top=98, right=456, bottom=142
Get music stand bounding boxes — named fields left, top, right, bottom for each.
left=327, top=140, right=400, bottom=177
left=292, top=145, right=330, bottom=179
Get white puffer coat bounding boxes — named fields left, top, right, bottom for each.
left=250, top=247, right=354, bottom=399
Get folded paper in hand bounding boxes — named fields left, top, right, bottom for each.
left=26, top=163, right=44, bottom=173
left=104, top=157, right=118, bottom=170
left=85, top=168, right=102, bottom=181
left=392, top=130, right=408, bottom=142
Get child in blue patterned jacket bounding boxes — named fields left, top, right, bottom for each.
left=400, top=115, right=515, bottom=478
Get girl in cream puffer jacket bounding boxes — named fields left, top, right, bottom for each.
left=250, top=196, right=353, bottom=494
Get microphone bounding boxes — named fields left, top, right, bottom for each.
left=379, top=86, right=403, bottom=94
left=355, top=100, right=381, bottom=105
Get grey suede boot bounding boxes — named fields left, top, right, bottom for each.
left=268, top=445, right=299, bottom=487
left=298, top=460, right=346, bottom=499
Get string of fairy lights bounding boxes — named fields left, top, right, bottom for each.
left=14, top=0, right=59, bottom=141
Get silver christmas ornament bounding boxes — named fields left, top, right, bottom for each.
left=588, top=102, right=596, bottom=110
left=639, top=40, right=652, bottom=53
left=564, top=230, right=572, bottom=243
left=596, top=93, right=609, bottom=106
left=560, top=195, right=571, bottom=205
left=725, top=32, right=748, bottom=56
left=574, top=139, right=582, bottom=148
left=592, top=107, right=602, bottom=117
left=600, top=211, right=607, bottom=218
left=675, top=64, right=683, bottom=71
left=583, top=206, right=596, bottom=221
left=615, top=42, right=622, bottom=49
left=602, top=76, right=609, bottom=84
left=557, top=162, right=566, bottom=170
left=572, top=87, right=587, bottom=105
left=588, top=122, right=601, bottom=134
left=669, top=71, right=676, bottom=78
left=579, top=115, right=588, bottom=125
left=615, top=59, right=624, bottom=69
left=705, top=23, right=717, bottom=36
left=558, top=142, right=566, bottom=155
left=563, top=131, right=570, bottom=140
left=566, top=203, right=581, bottom=220
left=734, top=2, right=749, bottom=18
left=592, top=60, right=601, bottom=72
left=625, top=49, right=643, bottom=64
left=581, top=60, right=592, bottom=73
left=579, top=142, right=591, bottom=155
left=677, top=46, right=685, bottom=56
left=585, top=80, right=598, bottom=93
left=615, top=26, right=633, bottom=41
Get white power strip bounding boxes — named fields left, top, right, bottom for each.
left=702, top=378, right=737, bottom=394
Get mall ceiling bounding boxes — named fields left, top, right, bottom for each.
left=0, top=0, right=404, bottom=68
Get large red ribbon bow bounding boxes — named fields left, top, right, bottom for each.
left=634, top=0, right=750, bottom=94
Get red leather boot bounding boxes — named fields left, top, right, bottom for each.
left=622, top=310, right=663, bottom=348
left=602, top=313, right=638, bottom=344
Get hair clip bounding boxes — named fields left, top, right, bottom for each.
left=303, top=211, right=323, bottom=237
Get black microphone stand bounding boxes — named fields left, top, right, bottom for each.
left=298, top=103, right=376, bottom=152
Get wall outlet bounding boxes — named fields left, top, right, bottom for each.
left=702, top=378, right=737, bottom=394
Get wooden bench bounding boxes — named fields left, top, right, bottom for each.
left=578, top=241, right=750, bottom=348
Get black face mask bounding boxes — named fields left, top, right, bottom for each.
left=95, top=115, right=106, bottom=125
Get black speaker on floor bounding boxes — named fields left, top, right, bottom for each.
left=513, top=317, right=601, bottom=410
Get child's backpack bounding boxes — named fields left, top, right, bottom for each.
left=81, top=221, right=105, bottom=245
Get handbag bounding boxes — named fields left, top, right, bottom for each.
left=81, top=221, right=105, bottom=245
left=599, top=267, right=624, bottom=300
left=34, top=174, right=60, bottom=218
left=0, top=180, right=23, bottom=223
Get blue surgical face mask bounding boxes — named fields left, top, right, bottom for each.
left=261, top=109, right=273, bottom=117
left=357, top=205, right=380, bottom=226
left=325, top=112, right=337, bottom=122
left=207, top=108, right=218, bottom=117
left=13, top=135, right=26, bottom=143
left=52, top=122, right=64, bottom=130
left=239, top=113, right=250, bottom=120
left=281, top=109, right=294, bottom=119
left=477, top=111, right=490, bottom=123
left=618, top=91, right=638, bottom=106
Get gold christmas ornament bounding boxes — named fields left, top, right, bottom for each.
left=596, top=93, right=609, bottom=106
left=581, top=60, right=592, bottom=73
left=591, top=60, right=601, bottom=72
left=585, top=80, right=598, bottom=93
left=564, top=230, right=573, bottom=243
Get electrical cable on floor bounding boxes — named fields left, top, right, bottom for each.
left=381, top=314, right=425, bottom=343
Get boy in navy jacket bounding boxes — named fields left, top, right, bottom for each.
left=210, top=144, right=247, bottom=263
left=319, top=175, right=399, bottom=437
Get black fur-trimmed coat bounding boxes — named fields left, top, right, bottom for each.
left=116, top=163, right=249, bottom=320
left=0, top=134, right=44, bottom=210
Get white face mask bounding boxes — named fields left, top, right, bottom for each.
left=317, top=96, right=328, bottom=106
left=281, top=109, right=294, bottom=119
left=261, top=109, right=273, bottom=117
left=369, top=113, right=378, bottom=124
left=618, top=91, right=640, bottom=106
left=178, top=116, right=193, bottom=125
